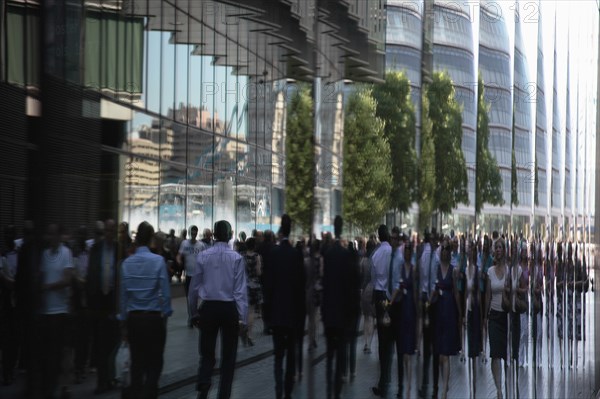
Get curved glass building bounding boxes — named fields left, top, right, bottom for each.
left=386, top=0, right=423, bottom=142
left=551, top=23, right=563, bottom=232
left=565, top=49, right=574, bottom=234
left=478, top=0, right=513, bottom=229
left=432, top=0, right=477, bottom=229
left=512, top=10, right=534, bottom=231
left=534, top=12, right=549, bottom=231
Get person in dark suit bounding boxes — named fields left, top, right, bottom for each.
left=86, top=219, right=120, bottom=394
left=322, top=216, right=360, bottom=399
left=263, top=215, right=305, bottom=399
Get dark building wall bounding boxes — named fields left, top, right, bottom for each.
left=0, top=83, right=28, bottom=243
left=38, top=77, right=103, bottom=233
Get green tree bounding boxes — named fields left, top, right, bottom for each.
left=285, top=84, right=314, bottom=235
left=343, top=87, right=392, bottom=233
left=418, top=90, right=436, bottom=229
left=475, top=73, right=504, bottom=215
left=372, top=71, right=418, bottom=214
left=426, top=72, right=468, bottom=217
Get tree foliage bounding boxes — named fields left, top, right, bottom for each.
left=285, top=84, right=314, bottom=235
left=372, top=71, right=418, bottom=213
left=426, top=72, right=469, bottom=215
left=343, top=87, right=392, bottom=234
left=475, top=73, right=504, bottom=214
left=418, top=89, right=436, bottom=229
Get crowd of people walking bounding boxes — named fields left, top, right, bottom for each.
left=0, top=217, right=594, bottom=399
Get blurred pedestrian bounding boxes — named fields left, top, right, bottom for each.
left=87, top=219, right=120, bottom=394
left=322, top=216, right=359, bottom=399
left=359, top=239, right=376, bottom=354
left=263, top=215, right=305, bottom=399
left=1, top=225, right=19, bottom=386
left=118, top=221, right=173, bottom=399
left=39, top=223, right=75, bottom=399
left=178, top=226, right=205, bottom=327
left=485, top=237, right=508, bottom=399
left=189, top=220, right=247, bottom=399
left=370, top=224, right=394, bottom=398
left=242, top=237, right=262, bottom=346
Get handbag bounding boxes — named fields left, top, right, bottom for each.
left=515, top=292, right=528, bottom=314
left=514, top=269, right=528, bottom=314
left=114, top=341, right=131, bottom=387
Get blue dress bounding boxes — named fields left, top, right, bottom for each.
left=434, top=264, right=460, bottom=356
left=398, top=263, right=416, bottom=354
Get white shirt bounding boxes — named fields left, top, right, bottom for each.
left=41, top=244, right=74, bottom=315
left=488, top=265, right=506, bottom=312
left=179, top=239, right=206, bottom=275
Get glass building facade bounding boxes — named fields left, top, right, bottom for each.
left=534, top=14, right=549, bottom=230
left=0, top=0, right=385, bottom=242
left=432, top=0, right=477, bottom=227
left=386, top=0, right=423, bottom=147
left=551, top=27, right=563, bottom=226
left=565, top=53, right=574, bottom=230
left=478, top=1, right=513, bottom=227
left=512, top=12, right=534, bottom=229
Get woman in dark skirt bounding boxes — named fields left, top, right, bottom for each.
left=390, top=242, right=419, bottom=399
left=465, top=240, right=482, bottom=398
left=555, top=242, right=566, bottom=366
left=485, top=237, right=508, bottom=399
left=432, top=238, right=461, bottom=399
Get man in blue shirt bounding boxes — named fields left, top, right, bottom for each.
left=119, top=221, right=172, bottom=399
left=370, top=224, right=397, bottom=398
left=189, top=220, right=248, bottom=399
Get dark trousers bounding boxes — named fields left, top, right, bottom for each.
left=325, top=326, right=346, bottom=399
left=90, top=309, right=119, bottom=389
left=185, top=276, right=193, bottom=322
left=511, top=311, right=521, bottom=362
left=421, top=299, right=439, bottom=393
left=39, top=313, right=68, bottom=399
left=73, top=308, right=91, bottom=375
left=295, top=326, right=304, bottom=377
left=127, top=312, right=166, bottom=399
left=374, top=290, right=393, bottom=393
left=272, top=326, right=297, bottom=399
left=1, top=307, right=19, bottom=383
left=196, top=301, right=239, bottom=399
left=390, top=302, right=404, bottom=394
left=345, top=315, right=360, bottom=377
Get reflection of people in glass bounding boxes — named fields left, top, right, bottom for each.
left=40, top=224, right=74, bottom=399
left=86, top=220, right=119, bottom=394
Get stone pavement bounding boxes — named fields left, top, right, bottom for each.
left=2, top=271, right=600, bottom=399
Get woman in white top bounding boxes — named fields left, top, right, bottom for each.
left=485, top=237, right=508, bottom=399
